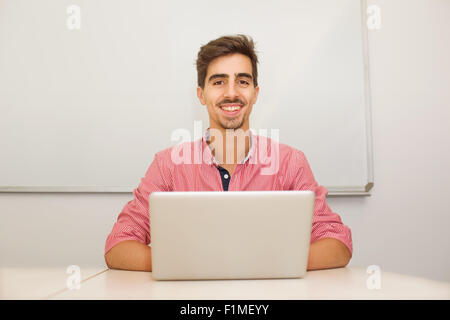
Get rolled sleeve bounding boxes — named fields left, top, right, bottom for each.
left=104, top=151, right=172, bottom=255
left=290, top=149, right=353, bottom=256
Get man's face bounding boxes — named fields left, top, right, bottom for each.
left=197, top=53, right=259, bottom=131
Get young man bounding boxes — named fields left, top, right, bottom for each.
left=105, top=35, right=352, bottom=272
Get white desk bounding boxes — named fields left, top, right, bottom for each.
left=0, top=267, right=107, bottom=300
left=1, top=267, right=448, bottom=300
left=41, top=267, right=449, bottom=300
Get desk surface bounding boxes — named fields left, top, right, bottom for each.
left=44, top=267, right=450, bottom=300
left=0, top=267, right=107, bottom=299
left=1, top=267, right=449, bottom=300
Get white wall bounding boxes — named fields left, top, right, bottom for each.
left=337, top=0, right=450, bottom=281
left=1, top=0, right=449, bottom=282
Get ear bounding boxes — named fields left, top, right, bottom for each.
left=197, top=86, right=206, bottom=105
left=252, top=86, right=260, bottom=105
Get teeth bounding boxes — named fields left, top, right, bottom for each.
left=221, top=106, right=241, bottom=111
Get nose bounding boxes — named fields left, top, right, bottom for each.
left=223, top=81, right=239, bottom=99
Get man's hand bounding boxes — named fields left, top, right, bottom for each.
left=105, top=240, right=152, bottom=272
left=307, top=238, right=351, bottom=271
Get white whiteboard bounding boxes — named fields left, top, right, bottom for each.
left=0, top=0, right=373, bottom=195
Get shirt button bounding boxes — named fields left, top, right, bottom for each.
left=224, top=174, right=229, bottom=179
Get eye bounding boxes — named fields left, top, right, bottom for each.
left=213, top=80, right=224, bottom=85
left=239, top=80, right=249, bottom=85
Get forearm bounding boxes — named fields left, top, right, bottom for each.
left=104, top=238, right=349, bottom=273
left=307, top=237, right=351, bottom=271
left=105, top=240, right=152, bottom=272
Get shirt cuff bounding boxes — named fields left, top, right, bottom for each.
left=104, top=224, right=148, bottom=255
left=310, top=223, right=353, bottom=257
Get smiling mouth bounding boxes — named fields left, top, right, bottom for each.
left=219, top=103, right=243, bottom=116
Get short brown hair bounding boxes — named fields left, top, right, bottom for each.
left=196, top=34, right=259, bottom=89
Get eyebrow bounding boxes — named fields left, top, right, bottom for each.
left=208, top=73, right=253, bottom=83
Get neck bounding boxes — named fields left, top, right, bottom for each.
left=207, top=125, right=251, bottom=165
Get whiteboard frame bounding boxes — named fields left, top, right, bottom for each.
left=0, top=0, right=374, bottom=196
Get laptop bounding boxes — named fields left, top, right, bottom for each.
left=149, top=190, right=315, bottom=280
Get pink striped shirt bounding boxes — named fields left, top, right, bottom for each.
left=105, top=132, right=353, bottom=257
